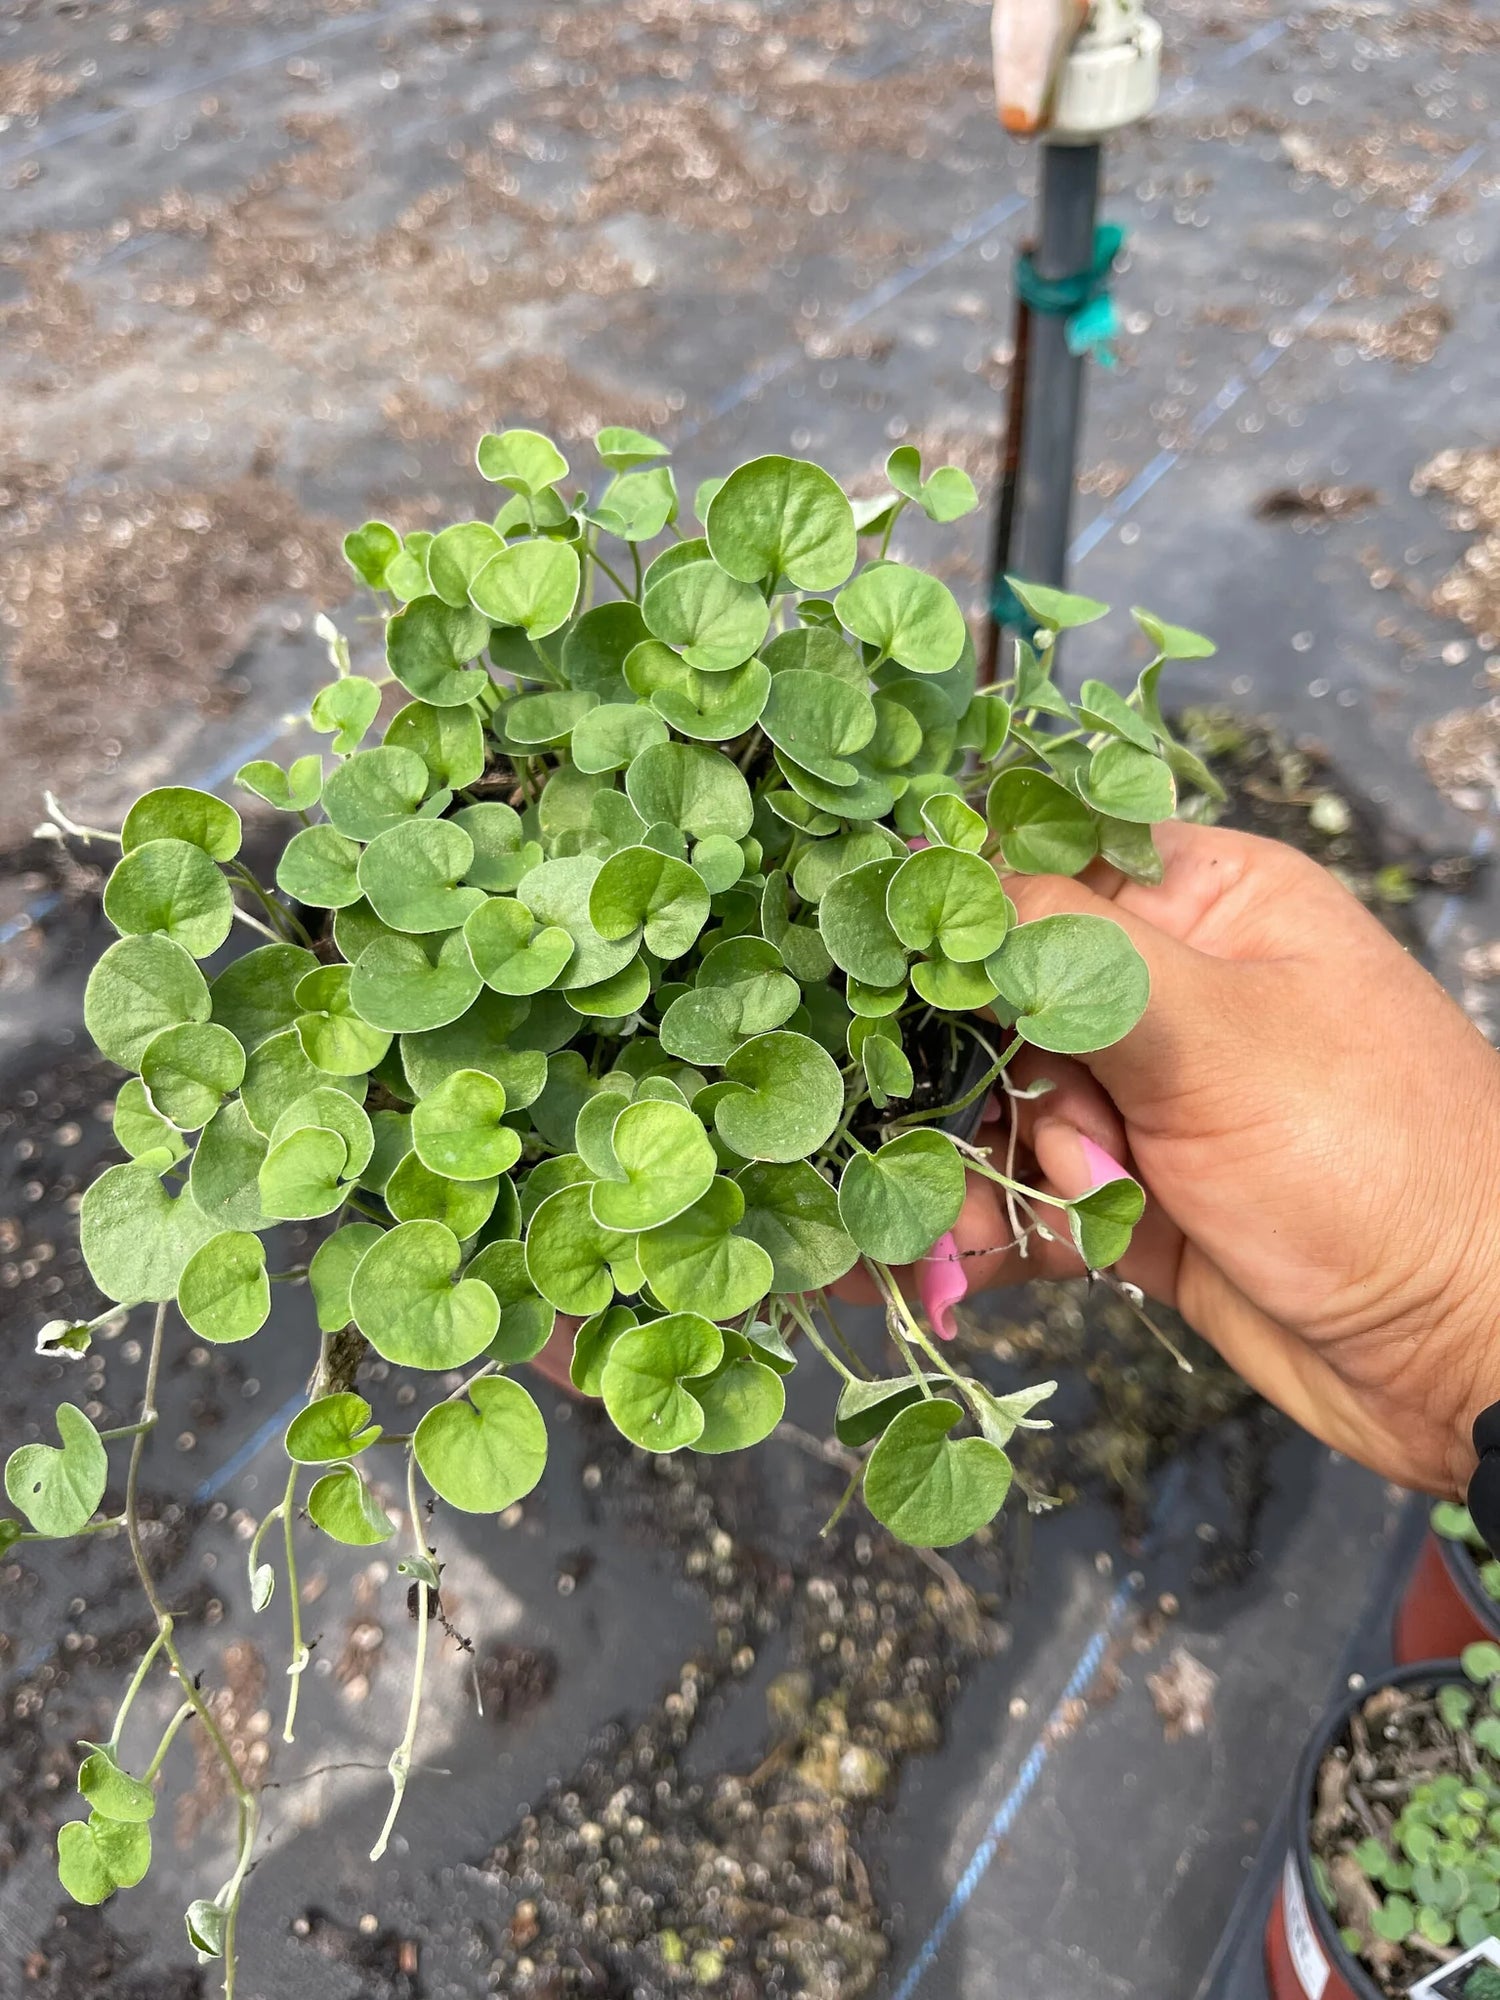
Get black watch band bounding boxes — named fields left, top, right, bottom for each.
left=1468, top=1404, right=1500, bottom=1554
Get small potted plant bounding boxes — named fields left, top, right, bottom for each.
left=1394, top=1505, right=1500, bottom=1666
left=2, top=428, right=1217, bottom=1990
left=1267, top=1643, right=1500, bottom=2000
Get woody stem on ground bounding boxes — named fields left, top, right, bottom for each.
left=370, top=1451, right=430, bottom=1864
left=125, top=1301, right=260, bottom=2000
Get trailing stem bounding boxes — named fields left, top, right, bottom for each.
left=370, top=1453, right=430, bottom=1863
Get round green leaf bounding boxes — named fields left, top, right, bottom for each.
left=469, top=538, right=580, bottom=638
left=563, top=600, right=650, bottom=702
left=177, top=1230, right=270, bottom=1343
left=594, top=464, right=678, bottom=541
left=294, top=964, right=391, bottom=1074
left=399, top=989, right=548, bottom=1105
left=835, top=562, right=966, bottom=676
left=349, top=1219, right=499, bottom=1367
left=241, top=1026, right=362, bottom=1134
left=817, top=858, right=908, bottom=987
left=589, top=1100, right=717, bottom=1232
left=987, top=913, right=1149, bottom=1054
left=81, top=1160, right=217, bottom=1304
left=86, top=934, right=210, bottom=1069
left=502, top=688, right=598, bottom=750
left=570, top=1304, right=635, bottom=1396
left=909, top=949, right=995, bottom=1011
left=759, top=670, right=876, bottom=785
left=570, top=701, right=668, bottom=775
left=385, top=698, right=485, bottom=790
left=121, top=787, right=241, bottom=862
left=637, top=1177, right=774, bottom=1318
left=733, top=1160, right=857, bottom=1291
left=77, top=1745, right=155, bottom=1823
left=286, top=1392, right=382, bottom=1464
left=308, top=1223, right=383, bottom=1333
left=601, top=1313, right=723, bottom=1451
left=270, top=1087, right=374, bottom=1179
left=836, top=1130, right=966, bottom=1263
left=307, top=1463, right=394, bottom=1545
left=691, top=833, right=745, bottom=896
left=360, top=1109, right=413, bottom=1190
left=920, top=793, right=987, bottom=852
left=452, top=801, right=535, bottom=891
left=514, top=855, right=638, bottom=991
left=524, top=1182, right=632, bottom=1316
left=634, top=647, right=770, bottom=741
left=712, top=1031, right=843, bottom=1164
left=113, top=1076, right=188, bottom=1163
left=463, top=897, right=574, bottom=996
left=344, top=518, right=400, bottom=588
left=596, top=425, right=667, bottom=471
left=276, top=825, right=363, bottom=910
left=1078, top=740, right=1177, bottom=824
left=590, top=846, right=709, bottom=962
left=834, top=1375, right=943, bottom=1448
left=773, top=749, right=896, bottom=823
left=1067, top=1175, right=1145, bottom=1269
left=236, top=754, right=323, bottom=813
left=624, top=739, right=754, bottom=843
left=258, top=1125, right=349, bottom=1220
left=103, top=838, right=233, bottom=959
left=349, top=931, right=483, bottom=1032
left=886, top=847, right=1011, bottom=963
left=476, top=427, right=568, bottom=495
left=659, top=937, right=799, bottom=1066
left=411, top=1068, right=520, bottom=1180
left=210, top=943, right=317, bottom=1052
left=985, top=768, right=1098, bottom=876
left=863, top=1398, right=1012, bottom=1547
left=358, top=820, right=486, bottom=934
left=691, top=1332, right=785, bottom=1455
left=466, top=1240, right=556, bottom=1362
left=414, top=1375, right=548, bottom=1514
left=322, top=746, right=428, bottom=840
left=386, top=596, right=491, bottom=706
left=5, top=1403, right=107, bottom=1537
left=425, top=521, right=503, bottom=608
left=387, top=1152, right=497, bottom=1237
left=642, top=558, right=769, bottom=672
left=310, top=675, right=381, bottom=754
left=189, top=1100, right=268, bottom=1231
left=140, top=1021, right=245, bottom=1130
left=706, top=455, right=857, bottom=590
left=1009, top=578, right=1108, bottom=631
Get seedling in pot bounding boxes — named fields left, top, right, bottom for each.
left=5, top=428, right=1216, bottom=1990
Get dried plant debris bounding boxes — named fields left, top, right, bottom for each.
left=1255, top=484, right=1380, bottom=523
left=474, top=1435, right=999, bottom=1999
left=1147, top=1646, right=1218, bottom=1741
left=1414, top=448, right=1500, bottom=649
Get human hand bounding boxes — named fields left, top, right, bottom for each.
left=913, top=820, right=1500, bottom=1496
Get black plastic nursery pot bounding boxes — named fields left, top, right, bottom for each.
left=1393, top=1532, right=1500, bottom=1666
left=1264, top=1660, right=1465, bottom=2000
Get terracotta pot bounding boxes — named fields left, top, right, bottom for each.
left=1264, top=1660, right=1464, bottom=2000
left=1393, top=1530, right=1500, bottom=1665
left=528, top=1314, right=582, bottom=1397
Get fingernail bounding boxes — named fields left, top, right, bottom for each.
left=919, top=1231, right=966, bottom=1340
left=1078, top=1134, right=1129, bottom=1189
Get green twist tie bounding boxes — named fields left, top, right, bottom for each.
left=1014, top=223, right=1127, bottom=367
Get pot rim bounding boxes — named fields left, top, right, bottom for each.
left=1433, top=1527, right=1500, bottom=1636
left=1287, top=1657, right=1470, bottom=2000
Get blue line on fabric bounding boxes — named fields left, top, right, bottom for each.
left=194, top=1390, right=309, bottom=1504
left=887, top=1577, right=1136, bottom=2000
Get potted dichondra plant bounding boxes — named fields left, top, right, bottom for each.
left=3, top=427, right=1218, bottom=1990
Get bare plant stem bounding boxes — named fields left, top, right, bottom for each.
left=144, top=1700, right=195, bottom=1782
left=124, top=1303, right=260, bottom=2000
left=280, top=1464, right=307, bottom=1744
left=782, top=1295, right=859, bottom=1385
left=370, top=1453, right=430, bottom=1863
left=864, top=1262, right=933, bottom=1394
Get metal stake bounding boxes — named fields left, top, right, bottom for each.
left=1010, top=139, right=1101, bottom=591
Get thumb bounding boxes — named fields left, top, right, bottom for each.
left=1003, top=870, right=1255, bottom=1128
